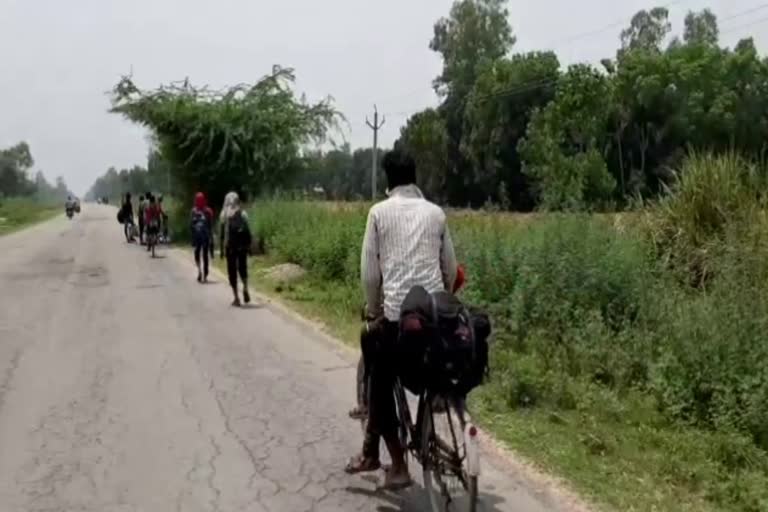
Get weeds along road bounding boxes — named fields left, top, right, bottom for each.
left=0, top=205, right=578, bottom=512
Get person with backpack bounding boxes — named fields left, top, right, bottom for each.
left=219, top=191, right=252, bottom=306
left=190, top=192, right=214, bottom=283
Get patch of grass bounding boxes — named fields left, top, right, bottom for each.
left=0, top=198, right=61, bottom=235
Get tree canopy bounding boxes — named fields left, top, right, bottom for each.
left=109, top=66, right=341, bottom=207
left=394, top=2, right=768, bottom=211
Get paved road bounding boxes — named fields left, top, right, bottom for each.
left=0, top=206, right=574, bottom=512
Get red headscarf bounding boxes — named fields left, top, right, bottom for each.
left=194, top=192, right=215, bottom=221
left=194, top=192, right=206, bottom=209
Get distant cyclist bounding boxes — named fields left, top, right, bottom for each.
left=65, top=195, right=76, bottom=217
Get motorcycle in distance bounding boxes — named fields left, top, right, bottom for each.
left=65, top=207, right=74, bottom=219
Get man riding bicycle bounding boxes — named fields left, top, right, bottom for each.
left=344, top=146, right=457, bottom=490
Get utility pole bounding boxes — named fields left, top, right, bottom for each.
left=366, top=105, right=385, bottom=200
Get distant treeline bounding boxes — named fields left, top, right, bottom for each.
left=0, top=142, right=72, bottom=202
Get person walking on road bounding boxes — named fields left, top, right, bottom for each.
left=219, top=191, right=252, bottom=307
left=191, top=192, right=214, bottom=283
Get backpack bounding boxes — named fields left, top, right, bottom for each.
left=400, top=286, right=491, bottom=397
left=191, top=208, right=209, bottom=244
left=227, top=210, right=251, bottom=250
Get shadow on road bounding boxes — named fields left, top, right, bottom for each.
left=345, top=482, right=507, bottom=512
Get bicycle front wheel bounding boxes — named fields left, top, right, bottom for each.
left=421, top=396, right=479, bottom=512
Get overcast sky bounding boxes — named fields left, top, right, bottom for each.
left=1, top=0, right=767, bottom=195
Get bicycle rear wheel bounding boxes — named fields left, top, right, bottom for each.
left=421, top=396, right=479, bottom=512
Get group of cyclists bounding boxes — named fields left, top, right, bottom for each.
left=118, top=192, right=168, bottom=249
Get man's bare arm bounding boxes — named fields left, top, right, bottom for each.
left=361, top=209, right=383, bottom=318
left=440, top=223, right=458, bottom=292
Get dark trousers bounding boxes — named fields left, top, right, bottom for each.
left=138, top=220, right=145, bottom=242
left=194, top=241, right=210, bottom=276
left=362, top=319, right=428, bottom=459
left=362, top=320, right=419, bottom=459
left=226, top=248, right=248, bottom=292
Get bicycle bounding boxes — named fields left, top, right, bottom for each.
left=355, top=351, right=481, bottom=512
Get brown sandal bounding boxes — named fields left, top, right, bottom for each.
left=344, top=454, right=381, bottom=474
left=348, top=405, right=368, bottom=420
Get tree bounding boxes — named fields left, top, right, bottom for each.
left=398, top=109, right=450, bottom=203
left=620, top=7, right=671, bottom=53
left=518, top=64, right=616, bottom=210
left=109, top=66, right=341, bottom=207
left=430, top=0, right=515, bottom=98
left=0, top=142, right=36, bottom=198
left=683, top=9, right=718, bottom=47
left=425, top=0, right=516, bottom=207
left=462, top=51, right=560, bottom=209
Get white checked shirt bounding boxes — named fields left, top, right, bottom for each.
left=361, top=184, right=458, bottom=321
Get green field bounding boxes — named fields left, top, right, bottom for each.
left=239, top=154, right=768, bottom=512
left=0, top=198, right=62, bottom=236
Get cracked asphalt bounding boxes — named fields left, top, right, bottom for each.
left=0, top=206, right=573, bottom=512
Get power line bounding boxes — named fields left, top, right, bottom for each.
left=719, top=3, right=768, bottom=24
left=542, top=0, right=691, bottom=50
left=720, top=13, right=768, bottom=33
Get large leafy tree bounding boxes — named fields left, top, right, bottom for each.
left=519, top=64, right=616, bottom=210
left=462, top=51, right=560, bottom=209
left=427, top=0, right=515, bottom=206
left=430, top=0, right=515, bottom=98
left=109, top=66, right=340, bottom=207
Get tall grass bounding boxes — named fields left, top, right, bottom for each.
left=0, top=197, right=60, bottom=235
left=248, top=153, right=768, bottom=510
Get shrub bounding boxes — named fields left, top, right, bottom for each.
left=644, top=151, right=766, bottom=286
